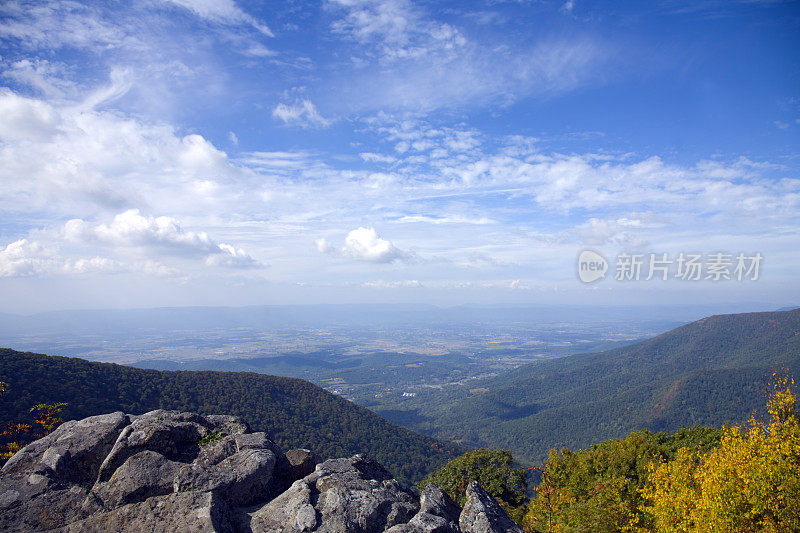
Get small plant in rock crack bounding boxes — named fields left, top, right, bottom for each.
left=199, top=431, right=224, bottom=447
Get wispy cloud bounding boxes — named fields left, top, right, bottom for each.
left=272, top=100, right=332, bottom=128
left=164, top=0, right=273, bottom=36
left=328, top=0, right=466, bottom=63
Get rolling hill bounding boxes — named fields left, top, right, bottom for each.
left=0, top=348, right=460, bottom=484
left=374, top=309, right=800, bottom=464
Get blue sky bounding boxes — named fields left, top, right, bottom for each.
left=0, top=0, right=798, bottom=312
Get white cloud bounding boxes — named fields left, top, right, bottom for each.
left=65, top=210, right=216, bottom=254
left=0, top=88, right=243, bottom=217
left=0, top=239, right=53, bottom=277
left=327, top=1, right=608, bottom=114
left=362, top=279, right=422, bottom=288
left=206, top=243, right=261, bottom=269
left=326, top=227, right=409, bottom=263
left=0, top=88, right=61, bottom=141
left=359, top=152, right=396, bottom=164
left=163, top=0, right=273, bottom=36
left=315, top=238, right=334, bottom=254
left=0, top=1, right=139, bottom=52
left=574, top=217, right=650, bottom=247
left=2, top=59, right=76, bottom=99
left=328, top=0, right=466, bottom=63
left=272, top=100, right=331, bottom=128
left=178, top=134, right=229, bottom=173
left=78, top=67, right=133, bottom=110
left=64, top=210, right=260, bottom=269
left=395, top=215, right=495, bottom=225
left=0, top=207, right=263, bottom=279
left=0, top=238, right=124, bottom=277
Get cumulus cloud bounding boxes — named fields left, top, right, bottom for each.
left=0, top=88, right=243, bottom=217
left=318, top=227, right=409, bottom=263
left=0, top=238, right=124, bottom=277
left=272, top=100, right=331, bottom=128
left=206, top=243, right=261, bottom=269
left=342, top=227, right=407, bottom=262
left=0, top=208, right=263, bottom=279
left=0, top=239, right=53, bottom=277
left=63, top=210, right=260, bottom=268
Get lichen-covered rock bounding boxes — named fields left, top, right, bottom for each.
left=458, top=481, right=523, bottom=533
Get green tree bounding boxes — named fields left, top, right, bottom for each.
left=419, top=448, right=528, bottom=523
left=524, top=427, right=723, bottom=532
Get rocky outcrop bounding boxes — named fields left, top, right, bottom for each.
left=459, top=482, right=524, bottom=533
left=385, top=483, right=462, bottom=533
left=0, top=410, right=523, bottom=532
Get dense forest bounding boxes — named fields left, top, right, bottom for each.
left=0, top=348, right=460, bottom=484
left=374, top=309, right=800, bottom=464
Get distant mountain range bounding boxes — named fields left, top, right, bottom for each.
left=0, top=348, right=459, bottom=484
left=374, top=309, right=800, bottom=464
left=0, top=303, right=771, bottom=337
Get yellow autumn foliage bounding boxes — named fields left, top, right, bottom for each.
left=644, top=375, right=800, bottom=532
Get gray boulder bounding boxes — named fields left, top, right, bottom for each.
left=84, top=450, right=183, bottom=511
left=175, top=446, right=279, bottom=507
left=241, top=454, right=419, bottom=532
left=96, top=410, right=211, bottom=482
left=386, top=483, right=461, bottom=533
left=2, top=411, right=129, bottom=486
left=285, top=448, right=318, bottom=480
left=0, top=411, right=130, bottom=531
left=458, top=481, right=523, bottom=533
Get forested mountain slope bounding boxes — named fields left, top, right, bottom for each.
left=378, top=309, right=800, bottom=463
left=0, top=348, right=460, bottom=484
